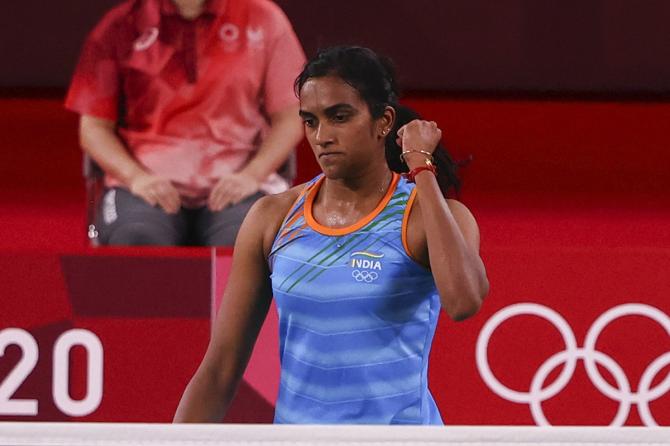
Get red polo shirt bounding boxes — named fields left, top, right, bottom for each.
left=66, top=0, right=305, bottom=205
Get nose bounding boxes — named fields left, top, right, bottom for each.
left=314, top=122, right=334, bottom=148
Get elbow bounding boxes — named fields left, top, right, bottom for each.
left=444, top=296, right=481, bottom=322
left=441, top=276, right=489, bottom=322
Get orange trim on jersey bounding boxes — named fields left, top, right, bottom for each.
left=278, top=184, right=311, bottom=230
left=274, top=183, right=313, bottom=245
left=304, top=173, right=400, bottom=236
left=402, top=187, right=419, bottom=262
left=285, top=222, right=308, bottom=242
left=280, top=207, right=304, bottom=236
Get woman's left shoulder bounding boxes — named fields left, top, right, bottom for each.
left=445, top=199, right=477, bottom=220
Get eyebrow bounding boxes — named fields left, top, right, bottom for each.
left=324, top=103, right=356, bottom=115
left=299, top=103, right=356, bottom=118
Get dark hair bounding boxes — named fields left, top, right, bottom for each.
left=295, top=46, right=461, bottom=196
left=295, top=46, right=398, bottom=118
left=385, top=105, right=461, bottom=197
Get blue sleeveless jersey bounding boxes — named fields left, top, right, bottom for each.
left=268, top=173, right=443, bottom=424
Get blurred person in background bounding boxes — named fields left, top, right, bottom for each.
left=66, top=0, right=305, bottom=246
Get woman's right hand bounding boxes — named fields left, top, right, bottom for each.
left=397, top=119, right=443, bottom=168
left=129, top=172, right=182, bottom=214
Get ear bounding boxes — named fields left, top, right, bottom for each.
left=377, top=105, right=396, bottom=139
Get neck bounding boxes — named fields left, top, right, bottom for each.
left=172, top=0, right=206, bottom=19
left=320, top=162, right=393, bottom=206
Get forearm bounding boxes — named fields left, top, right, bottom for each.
left=414, top=172, right=488, bottom=320
left=79, top=115, right=146, bottom=187
left=239, top=106, right=302, bottom=181
left=173, top=362, right=239, bottom=423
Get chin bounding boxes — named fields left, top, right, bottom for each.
left=318, top=161, right=346, bottom=180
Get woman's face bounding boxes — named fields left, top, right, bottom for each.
left=299, top=75, right=389, bottom=179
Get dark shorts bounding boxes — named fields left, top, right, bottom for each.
left=95, top=187, right=263, bottom=247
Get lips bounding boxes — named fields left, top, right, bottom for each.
left=318, top=151, right=343, bottom=159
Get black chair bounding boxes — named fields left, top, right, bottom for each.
left=83, top=153, right=104, bottom=246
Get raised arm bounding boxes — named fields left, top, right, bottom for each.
left=173, top=197, right=279, bottom=421
left=401, top=120, right=489, bottom=321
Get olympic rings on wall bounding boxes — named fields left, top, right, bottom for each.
left=476, top=303, right=670, bottom=426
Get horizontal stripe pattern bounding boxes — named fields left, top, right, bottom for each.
left=275, top=388, right=422, bottom=424
left=270, top=175, right=443, bottom=425
left=280, top=365, right=422, bottom=403
left=277, top=292, right=433, bottom=334
left=281, top=320, right=429, bottom=368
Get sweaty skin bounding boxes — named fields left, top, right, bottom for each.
left=173, top=75, right=488, bottom=422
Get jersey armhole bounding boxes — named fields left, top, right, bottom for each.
left=401, top=188, right=430, bottom=271
left=278, top=184, right=309, bottom=230
left=401, top=188, right=421, bottom=263
left=268, top=183, right=312, bottom=271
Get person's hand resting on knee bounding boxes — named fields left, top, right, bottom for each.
left=129, top=171, right=182, bottom=214
left=207, top=172, right=261, bottom=212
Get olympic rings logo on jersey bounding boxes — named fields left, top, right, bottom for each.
left=476, top=303, right=670, bottom=426
left=351, top=270, right=379, bottom=283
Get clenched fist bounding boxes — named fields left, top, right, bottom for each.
left=396, top=120, right=442, bottom=169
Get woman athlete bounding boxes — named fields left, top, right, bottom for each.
left=174, top=46, right=489, bottom=424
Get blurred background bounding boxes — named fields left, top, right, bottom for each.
left=1, top=0, right=669, bottom=426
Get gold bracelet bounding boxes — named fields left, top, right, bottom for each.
left=400, top=149, right=434, bottom=164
